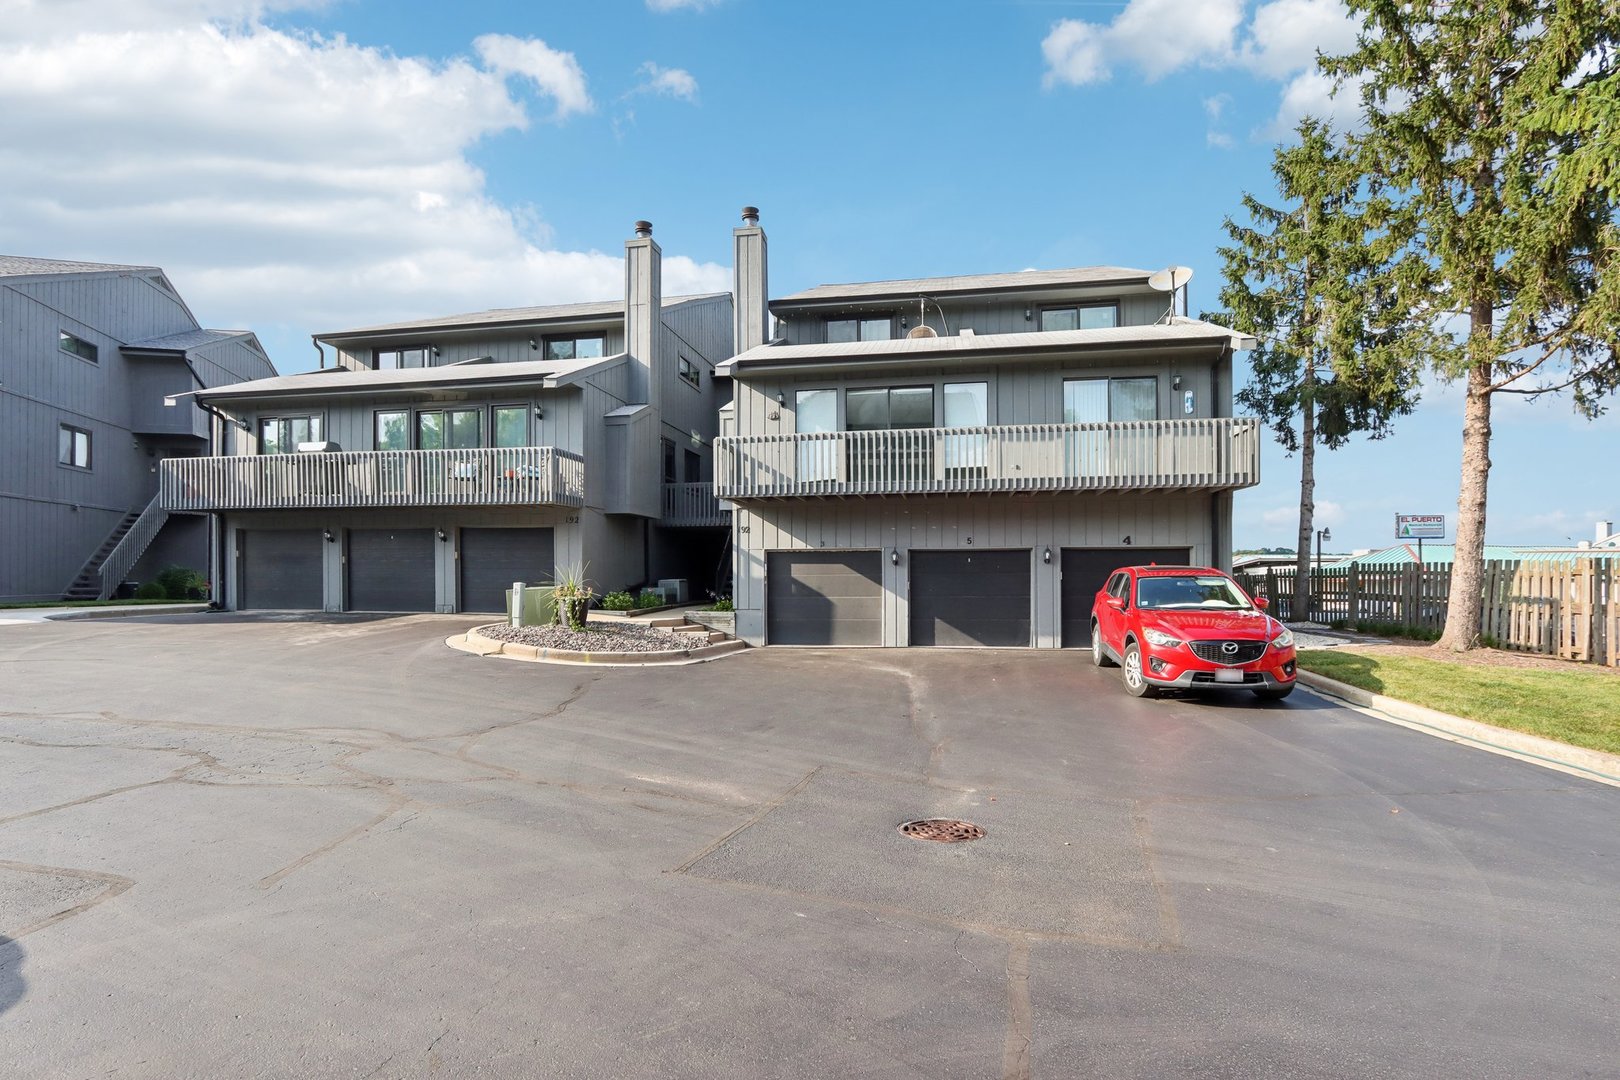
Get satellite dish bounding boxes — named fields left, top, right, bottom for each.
left=1148, top=266, right=1195, bottom=292
left=906, top=325, right=938, bottom=339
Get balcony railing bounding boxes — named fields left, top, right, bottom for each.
left=161, top=447, right=586, bottom=512
left=714, top=418, right=1260, bottom=499
left=662, top=481, right=729, bottom=526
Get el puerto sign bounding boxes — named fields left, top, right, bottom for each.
left=1396, top=514, right=1446, bottom=540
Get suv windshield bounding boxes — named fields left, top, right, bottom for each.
left=1135, top=575, right=1252, bottom=611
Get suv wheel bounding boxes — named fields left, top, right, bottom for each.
left=1091, top=621, right=1115, bottom=667
left=1121, top=642, right=1154, bottom=698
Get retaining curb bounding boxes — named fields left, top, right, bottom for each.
left=1296, top=669, right=1620, bottom=789
left=447, top=627, right=748, bottom=667
left=43, top=604, right=211, bottom=621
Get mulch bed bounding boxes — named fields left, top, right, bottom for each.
left=476, top=622, right=688, bottom=653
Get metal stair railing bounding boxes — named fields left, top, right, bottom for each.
left=97, top=494, right=170, bottom=600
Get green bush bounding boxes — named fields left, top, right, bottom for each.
left=153, top=565, right=207, bottom=601
left=635, top=591, right=664, bottom=609
left=133, top=581, right=167, bottom=600
left=601, top=591, right=635, bottom=611
left=707, top=594, right=734, bottom=612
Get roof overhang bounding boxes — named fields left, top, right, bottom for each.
left=189, top=354, right=627, bottom=408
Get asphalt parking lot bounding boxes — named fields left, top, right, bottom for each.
left=3, top=613, right=1618, bottom=1079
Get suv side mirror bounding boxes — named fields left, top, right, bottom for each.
left=1106, top=596, right=1126, bottom=611
left=1253, top=596, right=1270, bottom=610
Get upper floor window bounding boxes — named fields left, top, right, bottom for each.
left=678, top=356, right=701, bottom=387
left=846, top=386, right=934, bottom=430
left=375, top=410, right=409, bottom=451
left=546, top=334, right=605, bottom=362
left=1040, top=303, right=1119, bottom=332
left=376, top=346, right=429, bottom=370
left=492, top=405, right=529, bottom=448
left=58, top=424, right=92, bottom=469
left=662, top=438, right=677, bottom=483
left=260, top=415, right=324, bottom=455
left=417, top=408, right=482, bottom=450
left=1063, top=377, right=1156, bottom=423
left=826, top=315, right=894, bottom=343
left=59, top=331, right=98, bottom=363
left=683, top=448, right=701, bottom=483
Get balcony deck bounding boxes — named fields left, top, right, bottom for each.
left=161, top=447, right=586, bottom=512
left=714, top=418, right=1260, bottom=500
left=662, top=481, right=729, bottom=527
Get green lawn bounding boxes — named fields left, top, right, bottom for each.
left=1297, top=649, right=1620, bottom=756
left=0, top=598, right=197, bottom=610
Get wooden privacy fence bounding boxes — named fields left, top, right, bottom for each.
left=1234, top=559, right=1618, bottom=667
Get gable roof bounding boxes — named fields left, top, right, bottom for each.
left=190, top=354, right=627, bottom=405
left=0, top=255, right=161, bottom=280
left=717, top=318, right=1252, bottom=375
left=774, top=266, right=1156, bottom=306
left=318, top=292, right=731, bottom=340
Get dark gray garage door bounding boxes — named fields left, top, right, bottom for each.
left=346, top=529, right=435, bottom=612
left=239, top=530, right=323, bottom=610
left=909, top=549, right=1031, bottom=647
left=1060, top=546, right=1191, bottom=647
left=460, top=527, right=555, bottom=613
left=766, top=550, right=883, bottom=645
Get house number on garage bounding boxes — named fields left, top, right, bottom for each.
left=965, top=537, right=973, bottom=545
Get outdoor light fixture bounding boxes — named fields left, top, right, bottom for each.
left=1024, top=306, right=1033, bottom=321
left=534, top=405, right=544, bottom=420
left=776, top=391, right=785, bottom=405
left=322, top=529, right=335, bottom=543
left=890, top=549, right=900, bottom=566
left=1172, top=374, right=1183, bottom=390
left=1043, top=547, right=1052, bottom=564
left=528, top=337, right=539, bottom=351
left=431, top=345, right=441, bottom=358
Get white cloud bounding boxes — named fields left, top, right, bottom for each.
left=646, top=0, right=721, bottom=10
left=1204, top=93, right=1233, bottom=121
left=1041, top=19, right=1110, bottom=88
left=0, top=6, right=727, bottom=361
left=633, top=61, right=699, bottom=103
left=1240, top=0, right=1359, bottom=78
left=1263, top=69, right=1363, bottom=135
left=1042, top=0, right=1243, bottom=88
left=1260, top=499, right=1343, bottom=530
left=473, top=33, right=593, bottom=119
left=1208, top=131, right=1237, bottom=149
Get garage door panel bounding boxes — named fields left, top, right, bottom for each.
left=240, top=530, right=322, bottom=610
left=767, top=551, right=882, bottom=646
left=1060, top=547, right=1190, bottom=647
left=347, top=529, right=435, bottom=612
left=460, top=528, right=554, bottom=613
left=909, top=550, right=1031, bottom=647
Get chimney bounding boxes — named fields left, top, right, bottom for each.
left=1600, top=520, right=1615, bottom=543
left=733, top=205, right=768, bottom=355
left=624, top=219, right=661, bottom=409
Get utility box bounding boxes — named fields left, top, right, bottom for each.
left=508, top=584, right=556, bottom=627
left=657, top=578, right=689, bottom=604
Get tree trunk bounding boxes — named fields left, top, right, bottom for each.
left=1439, top=353, right=1493, bottom=651
left=1293, top=386, right=1316, bottom=622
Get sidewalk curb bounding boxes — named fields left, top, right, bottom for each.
left=1296, top=670, right=1620, bottom=789
left=446, top=629, right=748, bottom=667
left=43, top=604, right=210, bottom=622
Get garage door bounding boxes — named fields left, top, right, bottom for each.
left=766, top=550, right=882, bottom=645
left=239, top=530, right=323, bottom=610
left=909, top=549, right=1031, bottom=647
left=346, top=529, right=435, bottom=612
left=459, top=528, right=555, bottom=613
left=1060, top=547, right=1191, bottom=647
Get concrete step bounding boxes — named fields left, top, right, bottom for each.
left=647, top=617, right=688, bottom=629
left=670, top=623, right=709, bottom=635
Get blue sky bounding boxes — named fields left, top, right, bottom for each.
left=1, top=0, right=1612, bottom=552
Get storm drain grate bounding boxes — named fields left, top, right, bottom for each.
left=898, top=818, right=985, bottom=843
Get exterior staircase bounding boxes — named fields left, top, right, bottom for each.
left=647, top=614, right=737, bottom=647
left=61, top=495, right=171, bottom=600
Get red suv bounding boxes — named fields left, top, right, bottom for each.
left=1090, top=565, right=1296, bottom=700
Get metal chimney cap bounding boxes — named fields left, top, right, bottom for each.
left=741, top=206, right=760, bottom=226
left=633, top=220, right=653, bottom=238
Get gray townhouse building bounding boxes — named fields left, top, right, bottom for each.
left=160, top=220, right=736, bottom=612
left=714, top=215, right=1261, bottom=648
left=0, top=256, right=277, bottom=602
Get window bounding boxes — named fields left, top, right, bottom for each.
left=417, top=409, right=482, bottom=450
left=683, top=448, right=701, bottom=483
left=1063, top=377, right=1157, bottom=423
left=374, top=411, right=409, bottom=451
left=58, top=424, right=91, bottom=469
left=259, top=415, right=324, bottom=455
left=545, top=334, right=606, bottom=362
left=942, top=382, right=988, bottom=474
left=678, top=356, right=701, bottom=388
left=1040, top=303, right=1119, bottom=332
left=796, top=388, right=837, bottom=483
left=825, top=315, right=894, bottom=343
left=846, top=386, right=934, bottom=430
left=662, top=438, right=677, bottom=483
left=59, top=331, right=98, bottom=363
left=492, top=406, right=529, bottom=448
left=376, top=346, right=429, bottom=370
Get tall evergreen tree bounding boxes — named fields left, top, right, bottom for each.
left=1322, top=0, right=1620, bottom=651
left=1217, top=118, right=1425, bottom=621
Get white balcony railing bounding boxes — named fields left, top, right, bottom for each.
left=662, top=481, right=729, bottom=526
left=161, top=447, right=586, bottom=512
left=714, top=418, right=1260, bottom=499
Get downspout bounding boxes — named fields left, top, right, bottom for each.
left=312, top=335, right=325, bottom=370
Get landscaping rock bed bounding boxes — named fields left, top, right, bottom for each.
left=477, top=622, right=687, bottom=653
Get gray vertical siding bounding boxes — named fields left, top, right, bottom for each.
left=777, top=289, right=1169, bottom=346
left=730, top=493, right=1217, bottom=648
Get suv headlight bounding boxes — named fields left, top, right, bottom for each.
left=1271, top=627, right=1295, bottom=649
left=1143, top=628, right=1183, bottom=648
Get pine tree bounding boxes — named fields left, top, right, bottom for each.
left=1323, top=0, right=1620, bottom=651
left=1216, top=118, right=1426, bottom=621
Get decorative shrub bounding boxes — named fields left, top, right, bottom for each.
left=550, top=562, right=594, bottom=630
left=601, top=591, right=635, bottom=611
left=707, top=593, right=734, bottom=612
left=153, top=565, right=207, bottom=601
left=133, top=581, right=167, bottom=600
left=635, top=591, right=664, bottom=609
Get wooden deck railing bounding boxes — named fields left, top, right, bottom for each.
left=662, top=481, right=728, bottom=526
left=714, top=418, right=1260, bottom=499
left=161, top=447, right=586, bottom=511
